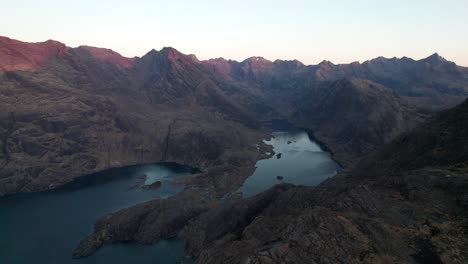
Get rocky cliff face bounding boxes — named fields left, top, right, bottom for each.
left=1, top=36, right=467, bottom=198
left=203, top=53, right=468, bottom=111
left=0, top=36, right=68, bottom=71
left=185, top=100, right=468, bottom=264
left=293, top=78, right=427, bottom=166
left=78, top=45, right=134, bottom=69
left=0, top=38, right=271, bottom=196
left=75, top=99, right=468, bottom=263
left=3, top=36, right=467, bottom=262
left=73, top=190, right=217, bottom=258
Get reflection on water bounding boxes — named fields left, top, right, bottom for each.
left=0, top=163, right=194, bottom=264
left=239, top=130, right=340, bottom=197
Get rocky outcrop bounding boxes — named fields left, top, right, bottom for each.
left=74, top=95, right=468, bottom=261
left=35, top=37, right=467, bottom=262
left=73, top=183, right=295, bottom=258
left=189, top=172, right=467, bottom=263
left=1, top=36, right=468, bottom=198
left=183, top=99, right=468, bottom=264
left=352, top=97, right=468, bottom=176
left=141, top=181, right=162, bottom=190
left=0, top=38, right=271, bottom=196
left=73, top=190, right=217, bottom=258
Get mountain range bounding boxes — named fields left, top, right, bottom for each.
left=1, top=36, right=468, bottom=263
left=2, top=36, right=468, bottom=197
left=74, top=98, right=468, bottom=263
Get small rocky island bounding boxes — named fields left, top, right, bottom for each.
left=142, top=181, right=162, bottom=190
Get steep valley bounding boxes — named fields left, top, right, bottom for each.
left=0, top=36, right=273, bottom=196
left=1, top=36, right=468, bottom=264
left=75, top=99, right=468, bottom=263
left=3, top=36, right=467, bottom=196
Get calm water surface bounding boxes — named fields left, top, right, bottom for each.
left=239, top=129, right=340, bottom=197
left=0, top=163, right=194, bottom=264
left=0, top=127, right=339, bottom=263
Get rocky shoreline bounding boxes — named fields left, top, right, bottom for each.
left=74, top=100, right=468, bottom=263
left=2, top=36, right=468, bottom=263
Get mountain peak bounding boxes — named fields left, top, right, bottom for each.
left=205, top=57, right=228, bottom=63
left=143, top=49, right=159, bottom=57
left=202, top=58, right=233, bottom=80
left=318, top=60, right=334, bottom=66
left=238, top=56, right=273, bottom=76
left=422, top=52, right=446, bottom=64
left=368, top=56, right=390, bottom=63
left=241, top=56, right=269, bottom=66
left=141, top=47, right=184, bottom=60
left=160, top=46, right=181, bottom=55
left=0, top=36, right=68, bottom=71
left=243, top=56, right=271, bottom=64
left=273, top=59, right=304, bottom=68
left=160, top=46, right=179, bottom=53
left=160, top=47, right=192, bottom=63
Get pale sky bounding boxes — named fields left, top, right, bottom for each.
left=1, top=0, right=467, bottom=66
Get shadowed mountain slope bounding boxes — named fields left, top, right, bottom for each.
left=293, top=78, right=427, bottom=166
left=203, top=53, right=468, bottom=111
left=183, top=99, right=468, bottom=264
left=0, top=38, right=273, bottom=196
left=1, top=36, right=467, bottom=196
left=74, top=99, right=468, bottom=264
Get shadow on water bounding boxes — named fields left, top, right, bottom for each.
left=263, top=119, right=336, bottom=155
left=240, top=120, right=341, bottom=197
left=60, top=162, right=198, bottom=192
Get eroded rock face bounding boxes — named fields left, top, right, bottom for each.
left=0, top=36, right=68, bottom=71
left=3, top=36, right=468, bottom=196
left=2, top=38, right=468, bottom=263
left=0, top=38, right=271, bottom=196
left=183, top=100, right=468, bottom=264
left=183, top=151, right=465, bottom=261
left=75, top=98, right=463, bottom=262
left=78, top=46, right=134, bottom=69
left=187, top=169, right=467, bottom=263
left=203, top=52, right=468, bottom=112
left=0, top=81, right=265, bottom=196
left=293, top=78, right=428, bottom=167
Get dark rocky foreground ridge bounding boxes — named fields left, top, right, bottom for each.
left=185, top=99, right=468, bottom=264
left=2, top=36, right=468, bottom=196
left=76, top=99, right=468, bottom=263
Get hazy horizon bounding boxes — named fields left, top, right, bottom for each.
left=2, top=0, right=467, bottom=66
